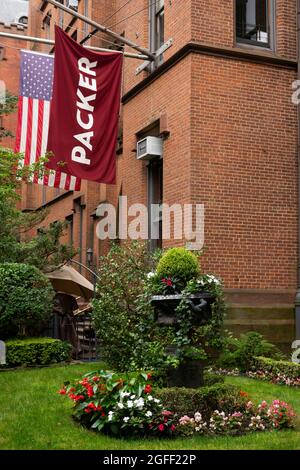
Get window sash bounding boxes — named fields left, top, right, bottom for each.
left=236, top=0, right=272, bottom=48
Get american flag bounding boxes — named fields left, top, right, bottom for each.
left=15, top=50, right=81, bottom=191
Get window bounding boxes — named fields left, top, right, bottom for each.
left=236, top=0, right=273, bottom=48
left=149, top=0, right=165, bottom=63
left=67, top=0, right=78, bottom=10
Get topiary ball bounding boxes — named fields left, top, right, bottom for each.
left=156, top=247, right=200, bottom=284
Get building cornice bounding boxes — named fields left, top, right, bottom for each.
left=122, top=42, right=297, bottom=104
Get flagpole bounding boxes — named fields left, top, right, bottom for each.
left=46, top=0, right=155, bottom=61
left=0, top=31, right=149, bottom=61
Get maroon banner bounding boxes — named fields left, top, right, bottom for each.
left=46, top=26, right=123, bottom=184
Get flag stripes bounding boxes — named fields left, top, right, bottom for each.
left=15, top=96, right=81, bottom=191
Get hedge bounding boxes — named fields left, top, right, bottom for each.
left=253, top=356, right=300, bottom=380
left=2, top=338, right=72, bottom=367
left=156, top=383, right=246, bottom=420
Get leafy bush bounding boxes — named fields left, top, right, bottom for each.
left=156, top=248, right=200, bottom=286
left=248, top=356, right=300, bottom=386
left=4, top=338, right=71, bottom=367
left=156, top=383, right=247, bottom=420
left=0, top=263, right=55, bottom=339
left=92, top=242, right=164, bottom=372
left=203, top=370, right=225, bottom=386
left=217, top=332, right=284, bottom=373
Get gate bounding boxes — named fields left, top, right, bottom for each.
left=74, top=311, right=99, bottom=361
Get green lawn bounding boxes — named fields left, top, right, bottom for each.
left=0, top=362, right=299, bottom=450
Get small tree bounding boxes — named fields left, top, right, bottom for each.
left=0, top=263, right=55, bottom=339
left=0, top=148, right=77, bottom=270
left=0, top=91, right=18, bottom=140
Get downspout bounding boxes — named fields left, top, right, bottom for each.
left=296, top=0, right=300, bottom=340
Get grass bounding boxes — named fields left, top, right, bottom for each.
left=0, top=362, right=300, bottom=450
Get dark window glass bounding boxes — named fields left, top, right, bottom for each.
left=236, top=0, right=269, bottom=47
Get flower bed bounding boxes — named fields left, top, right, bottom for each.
left=210, top=356, right=300, bottom=388
left=59, top=369, right=296, bottom=438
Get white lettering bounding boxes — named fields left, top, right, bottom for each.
left=74, top=131, right=94, bottom=151
left=79, top=73, right=97, bottom=92
left=78, top=57, right=97, bottom=76
left=71, top=147, right=91, bottom=165
left=76, top=110, right=94, bottom=130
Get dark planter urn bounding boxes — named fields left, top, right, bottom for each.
left=151, top=291, right=216, bottom=388
left=151, top=292, right=215, bottom=327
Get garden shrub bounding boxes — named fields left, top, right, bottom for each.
left=92, top=242, right=164, bottom=372
left=156, top=383, right=247, bottom=420
left=0, top=263, right=55, bottom=339
left=4, top=338, right=71, bottom=367
left=249, top=356, right=300, bottom=386
left=156, top=247, right=200, bottom=285
left=203, top=370, right=225, bottom=386
left=217, top=332, right=284, bottom=373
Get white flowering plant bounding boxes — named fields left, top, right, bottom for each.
left=59, top=369, right=176, bottom=437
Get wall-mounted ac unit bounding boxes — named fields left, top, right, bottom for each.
left=136, top=136, right=163, bottom=161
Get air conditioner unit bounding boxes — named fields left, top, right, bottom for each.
left=136, top=136, right=163, bottom=161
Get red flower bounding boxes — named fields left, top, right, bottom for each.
left=92, top=376, right=99, bottom=382
left=58, top=389, right=66, bottom=395
left=144, top=384, right=152, bottom=394
left=84, top=407, right=92, bottom=413
left=158, top=424, right=164, bottom=432
left=171, top=425, right=176, bottom=432
left=147, top=373, right=152, bottom=380
left=101, top=412, right=106, bottom=417
left=166, top=279, right=172, bottom=286
left=87, top=387, right=94, bottom=397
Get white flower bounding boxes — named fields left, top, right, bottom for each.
left=145, top=411, right=152, bottom=417
left=117, top=403, right=124, bottom=409
left=130, top=395, right=136, bottom=400
left=134, top=398, right=144, bottom=409
left=154, top=398, right=160, bottom=404
left=147, top=272, right=155, bottom=279
left=120, top=392, right=130, bottom=398
left=127, top=400, right=133, bottom=408
left=194, top=412, right=202, bottom=423
left=147, top=395, right=153, bottom=401
left=123, top=417, right=130, bottom=423
left=108, top=412, right=114, bottom=422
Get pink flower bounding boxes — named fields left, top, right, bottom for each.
left=158, top=424, right=164, bottom=432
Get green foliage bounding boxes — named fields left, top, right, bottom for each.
left=156, top=384, right=247, bottom=420
left=0, top=148, right=77, bottom=269
left=218, top=332, right=285, bottom=373
left=92, top=242, right=164, bottom=372
left=252, top=356, right=300, bottom=381
left=203, top=370, right=225, bottom=386
left=4, top=338, right=71, bottom=367
left=156, top=248, right=200, bottom=285
left=0, top=92, right=18, bottom=139
left=0, top=263, right=55, bottom=338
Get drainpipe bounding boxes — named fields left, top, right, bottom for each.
left=296, top=0, right=300, bottom=340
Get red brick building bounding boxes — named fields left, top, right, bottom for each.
left=1, top=1, right=299, bottom=349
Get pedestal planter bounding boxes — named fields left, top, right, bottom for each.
left=151, top=292, right=215, bottom=327
left=151, top=291, right=216, bottom=389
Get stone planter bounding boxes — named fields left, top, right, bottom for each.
left=151, top=292, right=216, bottom=388
left=151, top=292, right=215, bottom=327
